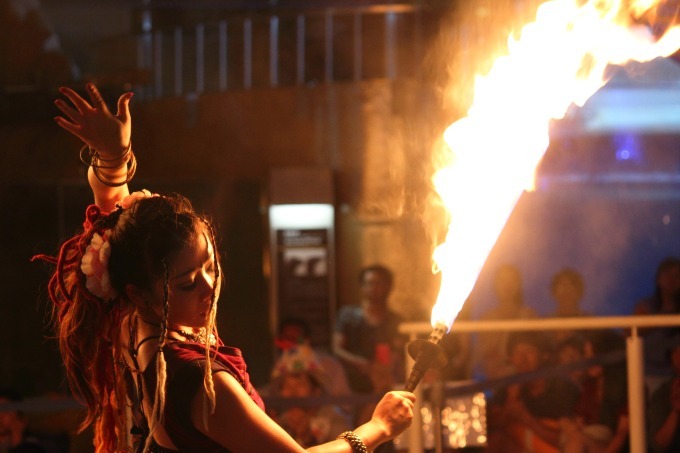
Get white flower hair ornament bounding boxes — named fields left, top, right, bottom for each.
left=116, top=188, right=159, bottom=210
left=80, top=229, right=116, bottom=301
left=79, top=189, right=159, bottom=302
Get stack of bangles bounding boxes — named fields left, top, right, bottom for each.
left=80, top=142, right=137, bottom=187
left=337, top=431, right=368, bottom=453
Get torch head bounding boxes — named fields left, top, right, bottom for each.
left=403, top=322, right=449, bottom=392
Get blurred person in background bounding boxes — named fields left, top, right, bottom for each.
left=333, top=265, right=406, bottom=394
left=486, top=331, right=579, bottom=453
left=473, top=264, right=538, bottom=379
left=560, top=330, right=629, bottom=453
left=273, top=317, right=351, bottom=398
left=648, top=335, right=680, bottom=452
left=0, top=389, right=47, bottom=453
left=633, top=257, right=680, bottom=392
left=268, top=344, right=351, bottom=448
left=548, top=267, right=592, bottom=344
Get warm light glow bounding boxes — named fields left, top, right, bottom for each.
left=431, top=0, right=680, bottom=330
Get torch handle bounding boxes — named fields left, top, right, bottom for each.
left=404, top=360, right=427, bottom=392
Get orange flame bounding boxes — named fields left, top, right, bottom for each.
left=431, top=0, right=680, bottom=330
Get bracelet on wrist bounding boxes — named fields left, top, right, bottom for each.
left=79, top=142, right=131, bottom=168
left=79, top=143, right=137, bottom=187
left=96, top=141, right=132, bottom=162
left=337, top=431, right=368, bottom=453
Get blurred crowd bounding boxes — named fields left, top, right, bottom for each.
left=261, top=257, right=680, bottom=453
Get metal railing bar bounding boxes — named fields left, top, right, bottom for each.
left=218, top=20, right=228, bottom=91
left=173, top=26, right=183, bottom=96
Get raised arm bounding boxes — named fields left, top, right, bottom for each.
left=194, top=372, right=414, bottom=452
left=54, top=83, right=134, bottom=211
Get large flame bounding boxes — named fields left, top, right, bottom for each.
left=431, top=0, right=680, bottom=329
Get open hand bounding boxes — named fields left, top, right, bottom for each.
left=54, top=83, right=133, bottom=158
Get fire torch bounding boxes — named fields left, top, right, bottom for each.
left=404, top=321, right=449, bottom=392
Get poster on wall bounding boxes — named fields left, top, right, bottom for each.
left=276, top=228, right=331, bottom=347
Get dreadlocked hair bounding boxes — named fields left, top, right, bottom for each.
left=37, top=194, right=223, bottom=452
left=201, top=221, right=220, bottom=426
left=34, top=204, right=129, bottom=452
left=143, top=260, right=170, bottom=453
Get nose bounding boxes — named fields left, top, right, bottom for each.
left=196, top=268, right=215, bottom=295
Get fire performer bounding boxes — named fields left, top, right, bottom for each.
left=35, top=83, right=415, bottom=453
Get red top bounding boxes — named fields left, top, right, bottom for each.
left=142, top=341, right=265, bottom=452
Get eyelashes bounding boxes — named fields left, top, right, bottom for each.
left=177, top=262, right=216, bottom=291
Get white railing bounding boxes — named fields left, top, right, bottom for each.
left=400, top=314, right=680, bottom=453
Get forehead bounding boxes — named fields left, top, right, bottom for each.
left=170, top=232, right=213, bottom=274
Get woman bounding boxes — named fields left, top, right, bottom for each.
left=39, top=83, right=415, bottom=452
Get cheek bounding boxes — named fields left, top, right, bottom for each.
left=166, top=294, right=193, bottom=318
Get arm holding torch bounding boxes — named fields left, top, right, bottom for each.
left=404, top=321, right=449, bottom=392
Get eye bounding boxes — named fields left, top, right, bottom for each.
left=178, top=281, right=197, bottom=291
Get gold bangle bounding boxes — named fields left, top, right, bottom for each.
left=337, top=431, right=368, bottom=453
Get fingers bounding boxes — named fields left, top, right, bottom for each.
left=58, top=86, right=92, bottom=114
left=115, top=91, right=134, bottom=123
left=53, top=116, right=84, bottom=142
left=86, top=83, right=111, bottom=113
left=54, top=97, right=81, bottom=124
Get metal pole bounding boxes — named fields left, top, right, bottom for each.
left=296, top=14, right=305, bottom=85
left=627, top=328, right=646, bottom=453
left=269, top=16, right=279, bottom=87
left=174, top=26, right=183, bottom=97
left=196, top=24, right=205, bottom=94
left=243, top=18, right=252, bottom=89
left=406, top=331, right=424, bottom=453
left=218, top=21, right=228, bottom=91
left=431, top=377, right=444, bottom=453
left=324, top=10, right=334, bottom=83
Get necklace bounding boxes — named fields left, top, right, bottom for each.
left=169, top=327, right=216, bottom=345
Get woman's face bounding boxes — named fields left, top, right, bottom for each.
left=163, top=231, right=219, bottom=328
